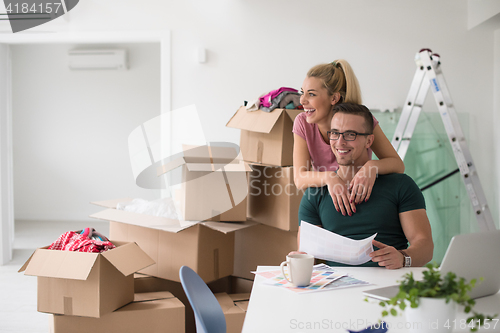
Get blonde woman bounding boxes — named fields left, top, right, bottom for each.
left=293, top=60, right=404, bottom=216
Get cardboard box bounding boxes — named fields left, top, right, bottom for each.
left=230, top=276, right=254, bottom=294
left=134, top=273, right=252, bottom=295
left=134, top=273, right=231, bottom=294
left=233, top=223, right=298, bottom=280
left=91, top=198, right=256, bottom=283
left=134, top=273, right=232, bottom=333
left=248, top=164, right=304, bottom=231
left=158, top=145, right=250, bottom=222
left=50, top=292, right=184, bottom=333
left=19, top=241, right=154, bottom=318
left=226, top=106, right=303, bottom=166
left=215, top=292, right=250, bottom=333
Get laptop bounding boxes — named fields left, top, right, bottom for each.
left=363, top=230, right=500, bottom=300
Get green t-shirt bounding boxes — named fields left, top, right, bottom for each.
left=298, top=173, right=426, bottom=267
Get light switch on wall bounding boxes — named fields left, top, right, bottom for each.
left=197, top=47, right=207, bottom=63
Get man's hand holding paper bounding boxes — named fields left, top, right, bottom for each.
left=299, top=221, right=377, bottom=266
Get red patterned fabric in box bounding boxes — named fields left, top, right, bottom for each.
left=48, top=229, right=115, bottom=253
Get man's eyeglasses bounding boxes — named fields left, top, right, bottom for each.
left=327, top=130, right=372, bottom=141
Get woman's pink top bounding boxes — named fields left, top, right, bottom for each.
left=292, top=112, right=379, bottom=171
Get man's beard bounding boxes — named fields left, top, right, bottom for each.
left=337, top=158, right=355, bottom=167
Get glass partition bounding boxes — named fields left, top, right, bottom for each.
left=374, top=111, right=475, bottom=264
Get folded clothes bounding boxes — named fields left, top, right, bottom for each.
left=279, top=93, right=301, bottom=109
left=261, top=91, right=301, bottom=112
left=245, top=99, right=260, bottom=111
left=259, top=87, right=298, bottom=108
left=49, top=228, right=115, bottom=253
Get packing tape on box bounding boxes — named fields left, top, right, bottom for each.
left=257, top=140, right=264, bottom=163
left=63, top=297, right=73, bottom=316
left=222, top=173, right=236, bottom=207
left=214, top=248, right=220, bottom=279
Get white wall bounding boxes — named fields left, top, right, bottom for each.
left=495, top=29, right=500, bottom=223
left=468, top=0, right=500, bottom=29
left=11, top=0, right=500, bottom=224
left=12, top=43, right=161, bottom=221
left=0, top=45, right=14, bottom=263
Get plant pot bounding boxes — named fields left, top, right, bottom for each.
left=405, top=297, right=457, bottom=333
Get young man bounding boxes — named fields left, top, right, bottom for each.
left=297, top=103, right=433, bottom=269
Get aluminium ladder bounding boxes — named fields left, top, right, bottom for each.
left=391, top=49, right=496, bottom=232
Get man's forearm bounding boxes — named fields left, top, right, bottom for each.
left=404, top=238, right=434, bottom=267
left=399, top=209, right=434, bottom=267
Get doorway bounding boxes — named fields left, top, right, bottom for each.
left=0, top=30, right=171, bottom=265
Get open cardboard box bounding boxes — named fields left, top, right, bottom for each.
left=19, top=241, right=155, bottom=318
left=226, top=106, right=302, bottom=166
left=132, top=275, right=249, bottom=333
left=91, top=198, right=256, bottom=283
left=50, top=291, right=184, bottom=333
left=247, top=164, right=303, bottom=231
left=134, top=273, right=232, bottom=333
left=215, top=292, right=250, bottom=333
left=233, top=222, right=298, bottom=280
left=157, top=144, right=250, bottom=222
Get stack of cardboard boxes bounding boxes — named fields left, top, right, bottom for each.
left=20, top=105, right=303, bottom=333
left=226, top=106, right=304, bottom=280
left=19, top=240, right=186, bottom=332
left=88, top=144, right=254, bottom=333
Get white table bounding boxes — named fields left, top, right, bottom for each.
left=242, top=266, right=500, bottom=333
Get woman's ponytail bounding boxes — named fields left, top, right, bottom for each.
left=307, top=59, right=362, bottom=104
left=336, top=59, right=362, bottom=104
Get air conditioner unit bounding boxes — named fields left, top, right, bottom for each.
left=68, top=49, right=128, bottom=70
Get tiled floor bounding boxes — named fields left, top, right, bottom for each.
left=0, top=220, right=109, bottom=333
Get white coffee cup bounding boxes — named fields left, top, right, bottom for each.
left=280, top=254, right=314, bottom=287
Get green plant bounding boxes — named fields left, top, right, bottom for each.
left=376, top=263, right=497, bottom=332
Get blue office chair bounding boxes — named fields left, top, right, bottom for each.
left=179, top=266, right=227, bottom=333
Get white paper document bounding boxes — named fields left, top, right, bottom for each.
left=299, top=221, right=377, bottom=265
